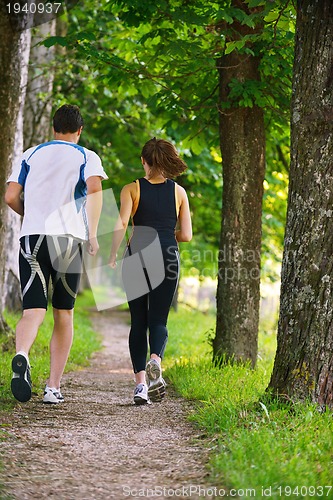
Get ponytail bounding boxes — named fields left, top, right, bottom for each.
left=141, top=138, right=187, bottom=179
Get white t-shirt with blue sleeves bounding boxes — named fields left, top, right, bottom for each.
left=7, top=140, right=108, bottom=240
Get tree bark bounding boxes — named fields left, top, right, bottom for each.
left=3, top=22, right=56, bottom=313
left=0, top=7, right=30, bottom=330
left=24, top=21, right=56, bottom=149
left=268, top=0, right=333, bottom=407
left=213, top=3, right=265, bottom=367
left=4, top=29, right=31, bottom=312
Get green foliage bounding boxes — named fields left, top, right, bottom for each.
left=46, top=0, right=295, bottom=280
left=262, top=123, right=289, bottom=281
left=165, top=306, right=333, bottom=493
left=43, top=36, right=68, bottom=47
left=0, top=291, right=102, bottom=408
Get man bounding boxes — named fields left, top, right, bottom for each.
left=5, top=104, right=108, bottom=404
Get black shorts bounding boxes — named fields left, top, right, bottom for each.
left=19, top=235, right=83, bottom=310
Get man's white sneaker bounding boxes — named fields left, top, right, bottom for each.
left=133, top=383, right=148, bottom=405
left=11, top=352, right=32, bottom=403
left=43, top=386, right=64, bottom=404
left=146, top=359, right=166, bottom=402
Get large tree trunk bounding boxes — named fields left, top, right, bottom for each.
left=0, top=7, right=30, bottom=331
left=269, top=0, right=333, bottom=407
left=213, top=3, right=265, bottom=367
left=3, top=21, right=55, bottom=313
left=24, top=21, right=56, bottom=149
left=4, top=29, right=31, bottom=312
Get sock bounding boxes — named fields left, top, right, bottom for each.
left=16, top=350, right=29, bottom=363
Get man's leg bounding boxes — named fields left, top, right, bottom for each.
left=48, top=308, right=74, bottom=390
left=15, top=308, right=46, bottom=354
left=17, top=235, right=49, bottom=354
left=11, top=308, right=46, bottom=402
left=46, top=236, right=82, bottom=394
left=12, top=235, right=50, bottom=402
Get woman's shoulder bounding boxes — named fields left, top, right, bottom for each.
left=121, top=182, right=135, bottom=193
left=174, top=182, right=187, bottom=197
left=121, top=180, right=141, bottom=199
left=122, top=179, right=140, bottom=189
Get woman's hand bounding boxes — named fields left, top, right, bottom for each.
left=108, top=254, right=117, bottom=269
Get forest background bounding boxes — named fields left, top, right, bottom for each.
left=0, top=0, right=293, bottom=347
left=1, top=0, right=333, bottom=408
left=2, top=0, right=333, bottom=493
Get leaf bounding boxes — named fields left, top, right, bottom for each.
left=223, top=13, right=234, bottom=24
left=225, top=40, right=245, bottom=55
left=76, top=31, right=97, bottom=41
left=259, top=401, right=270, bottom=421
left=247, top=0, right=266, bottom=7
left=43, top=36, right=67, bottom=48
left=189, top=135, right=206, bottom=155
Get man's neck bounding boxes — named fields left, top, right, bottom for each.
left=53, top=132, right=80, bottom=144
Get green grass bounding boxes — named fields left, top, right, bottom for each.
left=164, top=305, right=214, bottom=363
left=0, top=290, right=102, bottom=409
left=164, top=306, right=333, bottom=498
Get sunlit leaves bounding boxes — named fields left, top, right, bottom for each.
left=48, top=0, right=295, bottom=279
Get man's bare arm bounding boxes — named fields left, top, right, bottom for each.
left=5, top=182, right=24, bottom=216
left=86, top=176, right=103, bottom=256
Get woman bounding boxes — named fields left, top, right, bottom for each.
left=109, top=138, right=192, bottom=405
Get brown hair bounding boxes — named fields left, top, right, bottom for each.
left=53, top=104, right=84, bottom=133
left=141, top=138, right=188, bottom=179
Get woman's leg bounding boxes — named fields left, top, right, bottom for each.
left=148, top=248, right=179, bottom=359
left=145, top=252, right=178, bottom=402
left=128, top=293, right=149, bottom=384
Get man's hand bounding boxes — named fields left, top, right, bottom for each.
left=87, top=237, right=99, bottom=256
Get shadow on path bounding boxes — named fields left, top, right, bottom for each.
left=0, top=309, right=211, bottom=499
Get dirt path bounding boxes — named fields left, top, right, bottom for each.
left=0, top=310, right=212, bottom=499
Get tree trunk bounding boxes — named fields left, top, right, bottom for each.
left=4, top=29, right=31, bottom=312
left=268, top=0, right=333, bottom=408
left=213, top=4, right=265, bottom=367
left=0, top=7, right=30, bottom=330
left=3, top=21, right=56, bottom=313
left=24, top=21, right=56, bottom=149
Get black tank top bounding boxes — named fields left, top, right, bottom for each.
left=131, top=177, right=178, bottom=249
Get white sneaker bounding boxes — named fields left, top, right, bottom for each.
left=43, top=386, right=64, bottom=404
left=146, top=359, right=166, bottom=402
left=133, top=383, right=148, bottom=405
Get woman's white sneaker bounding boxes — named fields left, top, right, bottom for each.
left=146, top=359, right=166, bottom=402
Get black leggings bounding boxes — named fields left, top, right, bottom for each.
left=128, top=247, right=179, bottom=373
